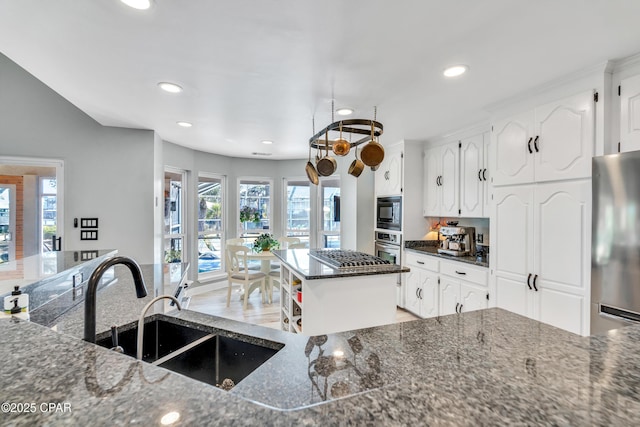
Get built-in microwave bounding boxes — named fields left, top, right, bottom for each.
left=376, top=196, right=402, bottom=231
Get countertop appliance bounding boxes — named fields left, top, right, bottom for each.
left=592, top=151, right=640, bottom=334
left=376, top=196, right=402, bottom=231
left=438, top=226, right=476, bottom=257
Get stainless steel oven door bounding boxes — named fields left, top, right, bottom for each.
left=375, top=241, right=400, bottom=265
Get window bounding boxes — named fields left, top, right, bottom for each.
left=238, top=179, right=272, bottom=237
left=284, top=179, right=310, bottom=246
left=197, top=174, right=224, bottom=276
left=164, top=169, right=186, bottom=264
left=40, top=177, right=57, bottom=252
left=319, top=178, right=340, bottom=248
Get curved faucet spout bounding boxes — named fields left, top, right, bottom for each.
left=137, top=295, right=182, bottom=360
left=84, top=256, right=148, bottom=343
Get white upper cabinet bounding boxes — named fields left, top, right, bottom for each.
left=620, top=73, right=640, bottom=153
left=533, top=91, right=594, bottom=182
left=482, top=132, right=491, bottom=216
left=423, top=146, right=441, bottom=216
left=440, top=142, right=460, bottom=217
left=491, top=90, right=594, bottom=186
left=460, top=134, right=484, bottom=217
left=375, top=143, right=403, bottom=197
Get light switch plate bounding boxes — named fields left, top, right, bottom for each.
left=73, top=273, right=83, bottom=287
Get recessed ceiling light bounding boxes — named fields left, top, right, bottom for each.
left=176, top=121, right=192, bottom=128
left=336, top=108, right=354, bottom=116
left=157, top=82, right=183, bottom=93
left=443, top=65, right=469, bottom=78
left=120, top=0, right=153, bottom=10
left=261, top=140, right=273, bottom=145
left=252, top=152, right=273, bottom=156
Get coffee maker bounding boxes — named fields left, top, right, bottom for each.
left=438, top=226, right=476, bottom=257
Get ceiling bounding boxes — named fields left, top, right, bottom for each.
left=1, top=1, right=640, bottom=160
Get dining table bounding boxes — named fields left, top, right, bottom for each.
left=245, top=249, right=279, bottom=301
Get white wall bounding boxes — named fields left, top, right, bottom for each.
left=0, top=53, right=157, bottom=263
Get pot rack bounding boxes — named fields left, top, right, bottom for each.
left=309, top=119, right=384, bottom=149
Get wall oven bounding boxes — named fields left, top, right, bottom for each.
left=375, top=230, right=403, bottom=306
left=376, top=196, right=402, bottom=231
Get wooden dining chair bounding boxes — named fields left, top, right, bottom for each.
left=225, top=245, right=267, bottom=310
left=277, top=236, right=301, bottom=248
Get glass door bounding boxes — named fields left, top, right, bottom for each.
left=318, top=178, right=340, bottom=249
left=197, top=173, right=225, bottom=277
left=0, top=185, right=16, bottom=262
left=164, top=169, right=186, bottom=264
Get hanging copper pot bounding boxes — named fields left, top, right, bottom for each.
left=332, top=122, right=351, bottom=156
left=305, top=144, right=319, bottom=185
left=317, top=132, right=337, bottom=176
left=360, top=120, right=385, bottom=167
left=348, top=145, right=364, bottom=177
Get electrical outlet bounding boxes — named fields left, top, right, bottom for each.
left=73, top=273, right=83, bottom=287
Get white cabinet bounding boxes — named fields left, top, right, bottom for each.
left=404, top=252, right=439, bottom=319
left=491, top=180, right=590, bottom=335
left=619, top=73, right=640, bottom=153
left=424, top=133, right=490, bottom=218
left=422, top=141, right=459, bottom=217
left=439, top=260, right=489, bottom=316
left=375, top=143, right=403, bottom=197
left=491, top=90, right=594, bottom=186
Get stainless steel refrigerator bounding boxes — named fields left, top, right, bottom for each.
left=592, top=150, right=640, bottom=334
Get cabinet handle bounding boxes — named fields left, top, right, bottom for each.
left=436, top=176, right=440, bottom=186
left=533, top=136, right=539, bottom=152
left=417, top=261, right=425, bottom=265
left=533, top=274, right=538, bottom=292
left=418, top=288, right=423, bottom=299
left=527, top=137, right=533, bottom=154
left=478, top=169, right=482, bottom=181
left=455, top=270, right=466, bottom=275
left=459, top=304, right=463, bottom=313
left=416, top=288, right=420, bottom=298
left=482, top=169, right=487, bottom=181
left=455, top=302, right=459, bottom=313
left=527, top=273, right=532, bottom=290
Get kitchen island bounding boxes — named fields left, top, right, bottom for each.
left=273, top=248, right=409, bottom=335
left=2, top=264, right=640, bottom=425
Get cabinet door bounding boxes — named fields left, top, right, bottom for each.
left=533, top=181, right=590, bottom=335
left=439, top=276, right=459, bottom=316
left=440, top=142, right=460, bottom=217
left=460, top=134, right=484, bottom=217
left=492, top=186, right=535, bottom=311
left=495, top=276, right=530, bottom=318
left=405, top=269, right=422, bottom=317
left=420, top=270, right=439, bottom=318
left=491, top=111, right=535, bottom=186
left=482, top=132, right=491, bottom=216
left=534, top=90, right=594, bottom=182
left=375, top=143, right=403, bottom=197
left=423, top=146, right=441, bottom=216
left=459, top=282, right=488, bottom=314
left=620, top=74, right=640, bottom=153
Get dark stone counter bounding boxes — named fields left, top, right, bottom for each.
left=405, top=240, right=489, bottom=268
left=2, top=265, right=640, bottom=425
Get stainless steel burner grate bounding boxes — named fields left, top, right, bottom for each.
left=309, top=249, right=391, bottom=269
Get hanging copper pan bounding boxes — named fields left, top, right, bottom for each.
left=332, top=121, right=351, bottom=156
left=360, top=120, right=385, bottom=167
left=317, top=132, right=337, bottom=176
left=348, top=145, right=364, bottom=177
left=305, top=144, right=319, bottom=185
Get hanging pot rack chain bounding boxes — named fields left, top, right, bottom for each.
left=309, top=119, right=384, bottom=150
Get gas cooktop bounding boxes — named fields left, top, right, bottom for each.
left=308, top=249, right=391, bottom=269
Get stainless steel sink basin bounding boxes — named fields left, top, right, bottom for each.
left=95, top=319, right=210, bottom=362
left=95, top=317, right=283, bottom=389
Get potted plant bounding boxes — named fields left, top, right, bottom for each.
left=240, top=206, right=261, bottom=224
left=253, top=233, right=279, bottom=252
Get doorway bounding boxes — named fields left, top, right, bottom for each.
left=0, top=184, right=16, bottom=262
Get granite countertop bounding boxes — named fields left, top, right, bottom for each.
left=2, top=266, right=640, bottom=425
left=405, top=240, right=489, bottom=268
left=272, top=248, right=409, bottom=280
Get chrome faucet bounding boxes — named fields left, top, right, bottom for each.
left=137, top=295, right=182, bottom=360
left=84, top=256, right=148, bottom=343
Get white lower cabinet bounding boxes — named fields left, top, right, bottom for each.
left=403, top=251, right=488, bottom=319
left=491, top=180, right=590, bottom=335
left=439, top=261, right=489, bottom=316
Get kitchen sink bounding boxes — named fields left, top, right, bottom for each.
left=157, top=335, right=280, bottom=388
left=95, top=316, right=283, bottom=389
left=95, top=319, right=210, bottom=363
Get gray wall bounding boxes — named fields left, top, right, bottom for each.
left=0, top=53, right=157, bottom=263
